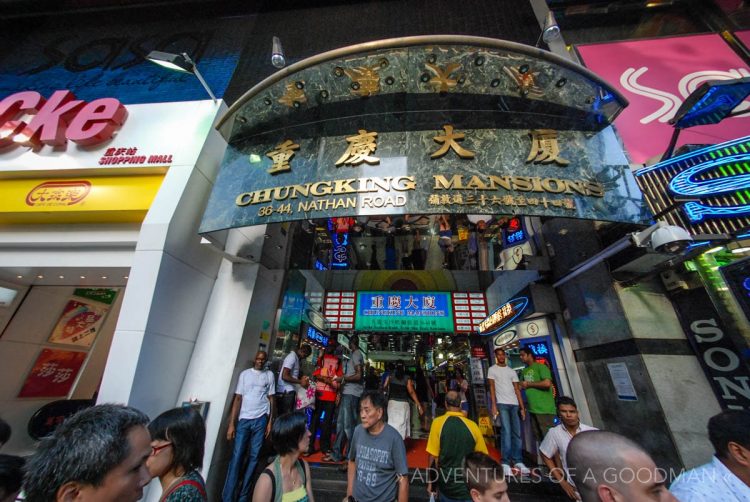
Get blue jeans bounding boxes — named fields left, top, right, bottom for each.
left=330, top=394, right=359, bottom=461
left=496, top=403, right=522, bottom=465
left=222, top=415, right=268, bottom=502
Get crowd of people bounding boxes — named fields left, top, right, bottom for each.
left=0, top=336, right=749, bottom=502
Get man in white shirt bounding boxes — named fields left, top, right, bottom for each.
left=670, top=409, right=750, bottom=501
left=277, top=344, right=312, bottom=416
left=487, top=347, right=529, bottom=476
left=223, top=351, right=275, bottom=502
left=539, top=396, right=597, bottom=500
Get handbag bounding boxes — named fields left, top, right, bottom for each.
left=294, top=381, right=316, bottom=410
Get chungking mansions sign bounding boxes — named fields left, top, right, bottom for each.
left=200, top=36, right=647, bottom=234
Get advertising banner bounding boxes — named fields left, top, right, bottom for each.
left=18, top=349, right=87, bottom=398
left=0, top=18, right=243, bottom=104
left=577, top=34, right=750, bottom=164
left=355, top=291, right=453, bottom=332
left=47, top=288, right=118, bottom=348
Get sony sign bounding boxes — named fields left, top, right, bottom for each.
left=673, top=288, right=750, bottom=410
left=0, top=90, right=127, bottom=148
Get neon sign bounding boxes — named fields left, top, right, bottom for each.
left=305, top=325, right=329, bottom=346
left=636, top=135, right=750, bottom=228
left=479, top=297, right=529, bottom=336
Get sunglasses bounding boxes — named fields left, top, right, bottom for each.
left=150, top=442, right=172, bottom=456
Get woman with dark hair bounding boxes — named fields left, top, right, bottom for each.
left=383, top=362, right=423, bottom=440
left=253, top=411, right=314, bottom=502
left=451, top=368, right=470, bottom=417
left=147, top=406, right=207, bottom=502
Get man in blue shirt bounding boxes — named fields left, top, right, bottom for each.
left=670, top=409, right=750, bottom=501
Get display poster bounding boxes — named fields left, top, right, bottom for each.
left=607, top=362, right=638, bottom=401
left=577, top=34, right=750, bottom=164
left=355, top=291, right=453, bottom=332
left=18, top=349, right=87, bottom=398
left=47, top=288, right=118, bottom=348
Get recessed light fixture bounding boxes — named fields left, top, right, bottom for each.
left=123, top=275, right=129, bottom=279
left=16, top=275, right=22, bottom=279
left=37, top=275, right=44, bottom=279
left=101, top=276, right=108, bottom=279
left=80, top=275, right=86, bottom=279
left=58, top=275, right=65, bottom=279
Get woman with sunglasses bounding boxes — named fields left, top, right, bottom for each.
left=147, top=407, right=207, bottom=502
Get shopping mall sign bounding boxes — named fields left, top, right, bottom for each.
left=635, top=135, right=750, bottom=237
left=355, top=292, right=454, bottom=332
left=200, top=36, right=648, bottom=235
left=0, top=90, right=127, bottom=148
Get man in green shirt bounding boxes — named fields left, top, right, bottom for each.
left=519, top=347, right=556, bottom=445
left=426, top=391, right=488, bottom=501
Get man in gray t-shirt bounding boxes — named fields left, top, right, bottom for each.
left=328, top=335, right=364, bottom=463
left=345, top=391, right=409, bottom=502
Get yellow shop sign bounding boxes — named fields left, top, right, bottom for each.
left=0, top=174, right=164, bottom=224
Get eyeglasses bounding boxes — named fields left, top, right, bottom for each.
left=150, top=442, right=172, bottom=456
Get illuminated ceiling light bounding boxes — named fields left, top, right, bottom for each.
left=705, top=246, right=724, bottom=254
left=37, top=275, right=44, bottom=279
left=145, top=51, right=216, bottom=102
left=729, top=239, right=750, bottom=254
left=16, top=275, right=23, bottom=279
left=123, top=275, right=129, bottom=279
left=80, top=275, right=86, bottom=279
left=58, top=275, right=64, bottom=279
left=101, top=275, right=108, bottom=279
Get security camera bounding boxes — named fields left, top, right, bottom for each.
left=649, top=225, right=693, bottom=253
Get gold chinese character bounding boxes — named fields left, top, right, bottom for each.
left=563, top=199, right=576, bottom=210
left=428, top=194, right=440, bottom=205
left=526, top=129, right=570, bottom=166
left=266, top=140, right=300, bottom=175
left=452, top=194, right=464, bottom=204
left=335, top=129, right=380, bottom=166
left=344, top=65, right=381, bottom=97
left=278, top=81, right=307, bottom=108
left=439, top=194, right=452, bottom=205
left=431, top=125, right=475, bottom=159
left=426, top=62, right=461, bottom=92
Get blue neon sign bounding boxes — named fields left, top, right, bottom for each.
left=668, top=154, right=750, bottom=197
left=306, top=326, right=329, bottom=346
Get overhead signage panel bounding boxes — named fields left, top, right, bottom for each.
left=355, top=291, right=454, bottom=332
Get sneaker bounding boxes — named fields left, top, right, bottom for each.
left=514, top=462, right=531, bottom=475
left=502, top=463, right=513, bottom=477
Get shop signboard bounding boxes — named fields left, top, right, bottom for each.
left=577, top=34, right=750, bottom=164
left=635, top=135, right=750, bottom=237
left=355, top=291, right=453, bottom=332
left=18, top=348, right=87, bottom=398
left=492, top=318, right=550, bottom=349
left=671, top=287, right=750, bottom=410
left=480, top=296, right=532, bottom=336
left=0, top=100, right=220, bottom=173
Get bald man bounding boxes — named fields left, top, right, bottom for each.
left=566, top=431, right=677, bottom=502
